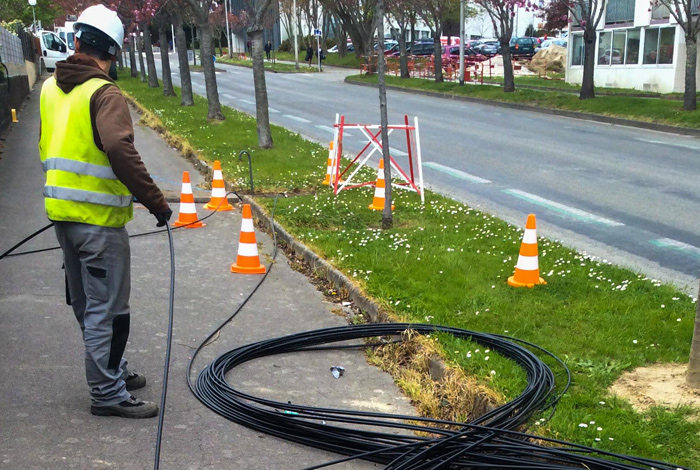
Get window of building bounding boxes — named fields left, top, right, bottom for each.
left=606, top=0, right=635, bottom=23
left=571, top=33, right=584, bottom=66
left=625, top=28, right=641, bottom=64
left=643, top=27, right=675, bottom=64
left=651, top=3, right=670, bottom=20
left=611, top=30, right=626, bottom=64
left=598, top=31, right=613, bottom=64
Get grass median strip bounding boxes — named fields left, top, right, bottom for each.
left=347, top=73, right=700, bottom=130
left=118, top=71, right=700, bottom=467
left=217, top=56, right=318, bottom=73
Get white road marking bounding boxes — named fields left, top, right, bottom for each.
left=283, top=114, right=311, bottom=123
left=423, top=162, right=491, bottom=183
left=389, top=147, right=408, bottom=157
left=316, top=125, right=336, bottom=134
left=240, top=99, right=256, bottom=105
left=268, top=107, right=280, bottom=113
left=651, top=238, right=700, bottom=258
left=502, top=189, right=624, bottom=226
left=637, top=138, right=700, bottom=151
left=222, top=94, right=236, bottom=100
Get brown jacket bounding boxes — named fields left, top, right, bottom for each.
left=48, top=54, right=168, bottom=215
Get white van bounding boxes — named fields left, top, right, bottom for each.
left=56, top=22, right=76, bottom=55
left=40, top=31, right=70, bottom=71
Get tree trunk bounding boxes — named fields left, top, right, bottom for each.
left=433, top=32, right=443, bottom=83
left=683, top=35, right=698, bottom=111
left=136, top=33, right=147, bottom=82
left=158, top=25, right=176, bottom=97
left=501, top=39, right=515, bottom=92
left=250, top=28, right=273, bottom=148
left=580, top=28, right=596, bottom=100
left=129, top=38, right=138, bottom=78
left=192, top=24, right=197, bottom=66
left=142, top=22, right=160, bottom=88
left=218, top=37, right=223, bottom=57
left=338, top=29, right=348, bottom=57
left=117, top=50, right=123, bottom=71
left=687, top=279, right=700, bottom=388
left=175, top=19, right=194, bottom=106
left=198, top=21, right=225, bottom=120
left=398, top=27, right=409, bottom=78
left=376, top=0, right=393, bottom=230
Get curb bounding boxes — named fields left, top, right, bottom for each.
left=244, top=195, right=386, bottom=323
left=345, top=77, right=700, bottom=138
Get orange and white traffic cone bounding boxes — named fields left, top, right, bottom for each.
left=322, top=141, right=342, bottom=186
left=172, top=171, right=205, bottom=228
left=204, top=160, right=234, bottom=211
left=368, top=159, right=394, bottom=211
left=231, top=204, right=266, bottom=274
left=508, top=214, right=546, bottom=288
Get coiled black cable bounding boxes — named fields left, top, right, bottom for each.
left=190, top=323, right=692, bottom=470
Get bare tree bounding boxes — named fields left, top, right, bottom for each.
left=321, top=0, right=378, bottom=57
left=563, top=0, right=605, bottom=99
left=242, top=0, right=276, bottom=147
left=135, top=30, right=148, bottom=82
left=475, top=0, right=522, bottom=92
left=652, top=0, right=700, bottom=110
left=169, top=3, right=195, bottom=106
left=142, top=21, right=160, bottom=88
left=687, top=281, right=700, bottom=387
left=376, top=0, right=393, bottom=229
left=419, top=0, right=457, bottom=83
left=387, top=0, right=416, bottom=78
left=155, top=10, right=176, bottom=97
left=184, top=0, right=225, bottom=120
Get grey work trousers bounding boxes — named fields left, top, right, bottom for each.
left=54, top=221, right=132, bottom=406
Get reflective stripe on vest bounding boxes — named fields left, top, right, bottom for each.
left=39, top=76, right=133, bottom=227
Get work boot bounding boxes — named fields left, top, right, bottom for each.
left=125, top=372, right=146, bottom=391
left=91, top=396, right=159, bottom=419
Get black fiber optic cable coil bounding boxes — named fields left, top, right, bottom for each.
left=190, top=323, right=693, bottom=470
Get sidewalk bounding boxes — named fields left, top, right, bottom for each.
left=0, top=76, right=414, bottom=469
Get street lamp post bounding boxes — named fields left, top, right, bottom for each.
left=28, top=0, right=37, bottom=32
left=458, top=0, right=465, bottom=85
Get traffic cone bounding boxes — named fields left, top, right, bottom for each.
left=508, top=214, right=546, bottom=288
left=368, top=159, right=394, bottom=211
left=231, top=204, right=266, bottom=274
left=322, top=141, right=343, bottom=186
left=172, top=171, right=205, bottom=228
left=204, top=160, right=234, bottom=211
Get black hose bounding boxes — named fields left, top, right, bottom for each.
left=154, top=221, right=175, bottom=470
left=238, top=150, right=254, bottom=194
left=190, top=323, right=692, bottom=470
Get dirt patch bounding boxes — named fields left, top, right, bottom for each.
left=610, top=363, right=700, bottom=416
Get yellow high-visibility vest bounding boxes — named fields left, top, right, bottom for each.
left=39, top=76, right=133, bottom=227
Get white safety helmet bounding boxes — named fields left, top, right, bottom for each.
left=73, top=5, right=124, bottom=56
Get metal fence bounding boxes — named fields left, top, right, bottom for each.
left=0, top=25, right=24, bottom=64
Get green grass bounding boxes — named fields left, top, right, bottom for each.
left=117, top=70, right=700, bottom=468
left=275, top=50, right=362, bottom=68
left=216, top=56, right=317, bottom=73
left=482, top=73, right=649, bottom=95
left=348, top=73, right=700, bottom=129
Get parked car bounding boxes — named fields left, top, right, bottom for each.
left=441, top=45, right=488, bottom=65
left=40, top=31, right=70, bottom=71
left=534, top=38, right=567, bottom=53
left=505, top=37, right=538, bottom=57
left=374, top=40, right=398, bottom=52
left=477, top=40, right=500, bottom=56
left=392, top=41, right=434, bottom=57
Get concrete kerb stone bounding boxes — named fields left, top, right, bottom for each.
left=243, top=195, right=387, bottom=324
left=346, top=77, right=700, bottom=138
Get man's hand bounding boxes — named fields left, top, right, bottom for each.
left=154, top=208, right=173, bottom=227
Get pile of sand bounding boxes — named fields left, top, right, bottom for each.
left=527, top=45, right=567, bottom=75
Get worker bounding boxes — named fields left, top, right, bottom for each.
left=38, top=4, right=172, bottom=419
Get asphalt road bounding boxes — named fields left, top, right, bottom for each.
left=144, top=53, right=700, bottom=292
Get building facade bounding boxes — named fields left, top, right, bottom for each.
left=566, top=0, right=693, bottom=92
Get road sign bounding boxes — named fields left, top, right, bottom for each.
left=313, top=29, right=322, bottom=36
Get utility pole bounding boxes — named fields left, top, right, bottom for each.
left=293, top=0, right=299, bottom=69
left=224, top=0, right=232, bottom=58
left=458, top=0, right=465, bottom=85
